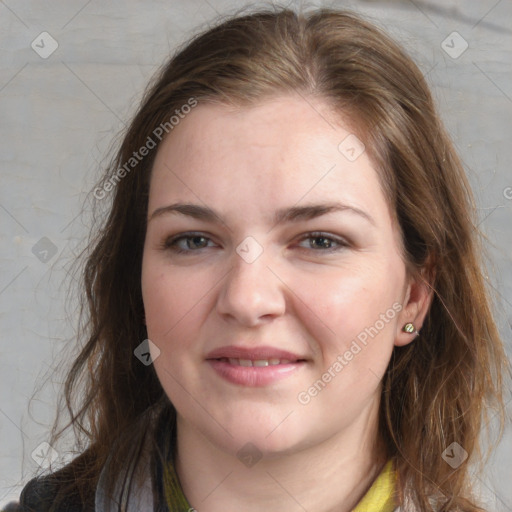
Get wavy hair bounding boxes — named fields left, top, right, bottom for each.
left=34, top=6, right=509, bottom=511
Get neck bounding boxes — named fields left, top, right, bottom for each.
left=174, top=395, right=388, bottom=512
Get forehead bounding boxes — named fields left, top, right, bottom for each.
left=155, top=95, right=351, bottom=167
left=148, top=95, right=392, bottom=228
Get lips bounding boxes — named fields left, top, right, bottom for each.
left=205, top=345, right=308, bottom=387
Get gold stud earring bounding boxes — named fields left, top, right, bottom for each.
left=402, top=322, right=419, bottom=335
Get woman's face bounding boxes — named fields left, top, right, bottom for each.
left=141, top=95, right=419, bottom=457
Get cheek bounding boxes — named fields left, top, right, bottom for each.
left=293, top=260, right=403, bottom=364
left=141, top=259, right=200, bottom=342
left=141, top=261, right=208, bottom=398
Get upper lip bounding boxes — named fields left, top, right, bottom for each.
left=206, top=345, right=307, bottom=361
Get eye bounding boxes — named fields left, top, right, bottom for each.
left=161, top=232, right=216, bottom=254
left=295, top=232, right=349, bottom=252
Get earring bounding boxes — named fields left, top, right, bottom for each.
left=402, top=322, right=419, bottom=336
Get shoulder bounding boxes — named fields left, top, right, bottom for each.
left=15, top=448, right=100, bottom=512
left=16, top=450, right=99, bottom=512
left=17, top=475, right=56, bottom=511
left=17, top=473, right=90, bottom=512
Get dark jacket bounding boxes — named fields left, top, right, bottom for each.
left=5, top=476, right=85, bottom=511
left=8, top=450, right=97, bottom=512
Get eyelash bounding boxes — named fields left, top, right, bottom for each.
left=160, top=231, right=349, bottom=255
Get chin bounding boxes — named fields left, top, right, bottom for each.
left=208, top=413, right=310, bottom=460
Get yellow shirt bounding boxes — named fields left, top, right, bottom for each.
left=353, top=459, right=398, bottom=512
left=164, top=458, right=399, bottom=511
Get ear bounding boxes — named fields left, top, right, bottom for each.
left=395, top=269, right=434, bottom=347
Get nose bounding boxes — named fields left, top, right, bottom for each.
left=215, top=246, right=286, bottom=327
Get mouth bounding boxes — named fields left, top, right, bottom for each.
left=205, top=345, right=309, bottom=387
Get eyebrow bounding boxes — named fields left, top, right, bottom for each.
left=148, top=201, right=375, bottom=227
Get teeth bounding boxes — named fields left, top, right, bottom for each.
left=223, top=358, right=294, bottom=367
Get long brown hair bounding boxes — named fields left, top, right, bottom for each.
left=33, top=6, right=509, bottom=511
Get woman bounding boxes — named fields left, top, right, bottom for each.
left=12, top=6, right=509, bottom=512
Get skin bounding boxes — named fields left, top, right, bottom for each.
left=141, top=94, right=432, bottom=512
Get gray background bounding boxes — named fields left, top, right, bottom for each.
left=1, top=0, right=511, bottom=509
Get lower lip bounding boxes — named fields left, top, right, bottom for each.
left=207, top=359, right=305, bottom=387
